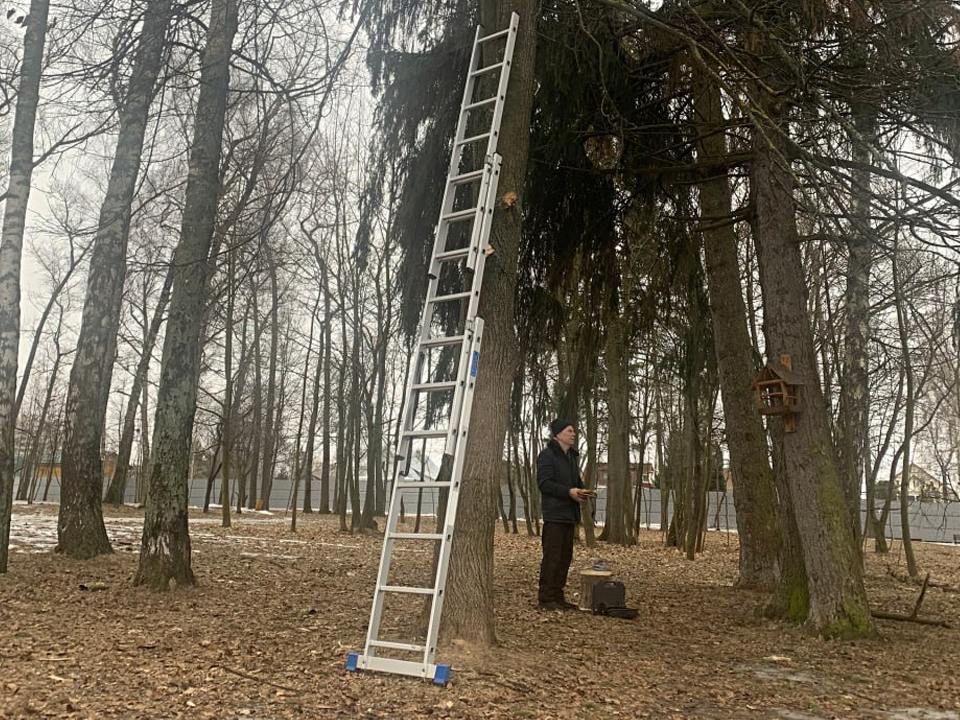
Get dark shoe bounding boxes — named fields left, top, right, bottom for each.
left=537, top=601, right=564, bottom=611
left=559, top=600, right=579, bottom=610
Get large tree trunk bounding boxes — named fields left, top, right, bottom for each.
left=134, top=0, right=238, bottom=590
left=602, top=294, right=635, bottom=546
left=763, top=424, right=809, bottom=621
left=440, top=0, right=539, bottom=645
left=693, top=64, right=780, bottom=589
left=58, top=0, right=173, bottom=559
left=751, top=91, right=873, bottom=637
left=0, top=0, right=50, bottom=573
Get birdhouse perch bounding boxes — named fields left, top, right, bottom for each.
left=751, top=355, right=804, bottom=432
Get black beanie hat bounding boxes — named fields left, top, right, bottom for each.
left=550, top=418, right=573, bottom=437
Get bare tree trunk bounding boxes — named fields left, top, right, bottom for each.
left=301, top=285, right=324, bottom=516
left=59, top=0, right=174, bottom=559
left=839, top=113, right=875, bottom=552
left=693, top=65, right=779, bottom=589
left=291, top=281, right=321, bottom=530
left=603, top=297, right=635, bottom=546
left=134, top=0, right=238, bottom=589
left=320, top=263, right=333, bottom=514
left=248, top=287, right=263, bottom=510
left=751, top=90, right=873, bottom=637
left=892, top=239, right=918, bottom=578
left=15, top=243, right=87, bottom=415
left=0, top=0, right=50, bottom=573
left=137, top=367, right=151, bottom=504
left=104, top=269, right=173, bottom=505
left=18, top=316, right=65, bottom=504
left=258, top=254, right=279, bottom=510
left=441, top=0, right=539, bottom=645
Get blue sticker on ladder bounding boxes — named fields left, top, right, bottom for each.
left=470, top=351, right=479, bottom=377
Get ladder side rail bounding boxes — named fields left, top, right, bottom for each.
left=484, top=13, right=519, bottom=159
left=395, top=353, right=428, bottom=448
left=361, top=353, right=438, bottom=660
left=421, top=317, right=485, bottom=666
left=442, top=321, right=479, bottom=457
left=466, top=155, right=501, bottom=274
left=360, top=474, right=408, bottom=661
left=437, top=157, right=501, bottom=457
left=428, top=161, right=495, bottom=279
left=447, top=23, right=485, bottom=179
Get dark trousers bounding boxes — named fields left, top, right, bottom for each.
left=538, top=521, right=575, bottom=603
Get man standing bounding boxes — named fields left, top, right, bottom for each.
left=536, top=418, right=592, bottom=610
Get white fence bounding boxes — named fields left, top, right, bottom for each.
left=14, top=473, right=960, bottom=544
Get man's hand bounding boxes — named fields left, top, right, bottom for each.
left=569, top=488, right=594, bottom=503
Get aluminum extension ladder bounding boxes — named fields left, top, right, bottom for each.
left=347, top=13, right=519, bottom=685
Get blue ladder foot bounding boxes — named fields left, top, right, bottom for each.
left=433, top=664, right=451, bottom=686
left=346, top=653, right=360, bottom=672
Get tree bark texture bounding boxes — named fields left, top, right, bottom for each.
left=0, top=0, right=50, bottom=573
left=751, top=95, right=874, bottom=637
left=764, top=424, right=809, bottom=621
left=603, top=291, right=635, bottom=546
left=693, top=65, right=780, bottom=589
left=58, top=0, right=173, bottom=558
left=134, top=0, right=238, bottom=589
left=440, top=0, right=539, bottom=645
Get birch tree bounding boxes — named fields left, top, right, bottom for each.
left=0, top=0, right=50, bottom=573
left=135, top=0, right=238, bottom=589
left=58, top=0, right=174, bottom=559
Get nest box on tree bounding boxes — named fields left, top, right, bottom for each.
left=751, top=355, right=804, bottom=433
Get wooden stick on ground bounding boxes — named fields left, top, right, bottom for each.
left=872, top=573, right=952, bottom=628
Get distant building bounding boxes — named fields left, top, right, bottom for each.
left=593, top=462, right=654, bottom=488
left=883, top=463, right=957, bottom=502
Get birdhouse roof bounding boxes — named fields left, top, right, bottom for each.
left=754, top=360, right=804, bottom=386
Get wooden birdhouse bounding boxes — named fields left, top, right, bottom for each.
left=752, top=355, right=804, bottom=432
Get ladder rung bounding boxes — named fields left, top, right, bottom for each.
left=429, top=291, right=471, bottom=304
left=441, top=207, right=479, bottom=223
left=380, top=585, right=435, bottom=596
left=402, top=429, right=450, bottom=439
left=434, top=248, right=471, bottom=263
left=389, top=532, right=443, bottom=541
left=369, top=640, right=426, bottom=653
left=420, top=334, right=466, bottom=348
left=395, top=481, right=454, bottom=490
left=464, top=96, right=497, bottom=112
left=469, top=61, right=505, bottom=78
left=411, top=381, right=458, bottom=392
left=449, top=168, right=486, bottom=185
left=456, top=132, right=491, bottom=148
left=477, top=27, right=511, bottom=44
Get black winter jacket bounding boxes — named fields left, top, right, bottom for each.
left=536, top=439, right=585, bottom=524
